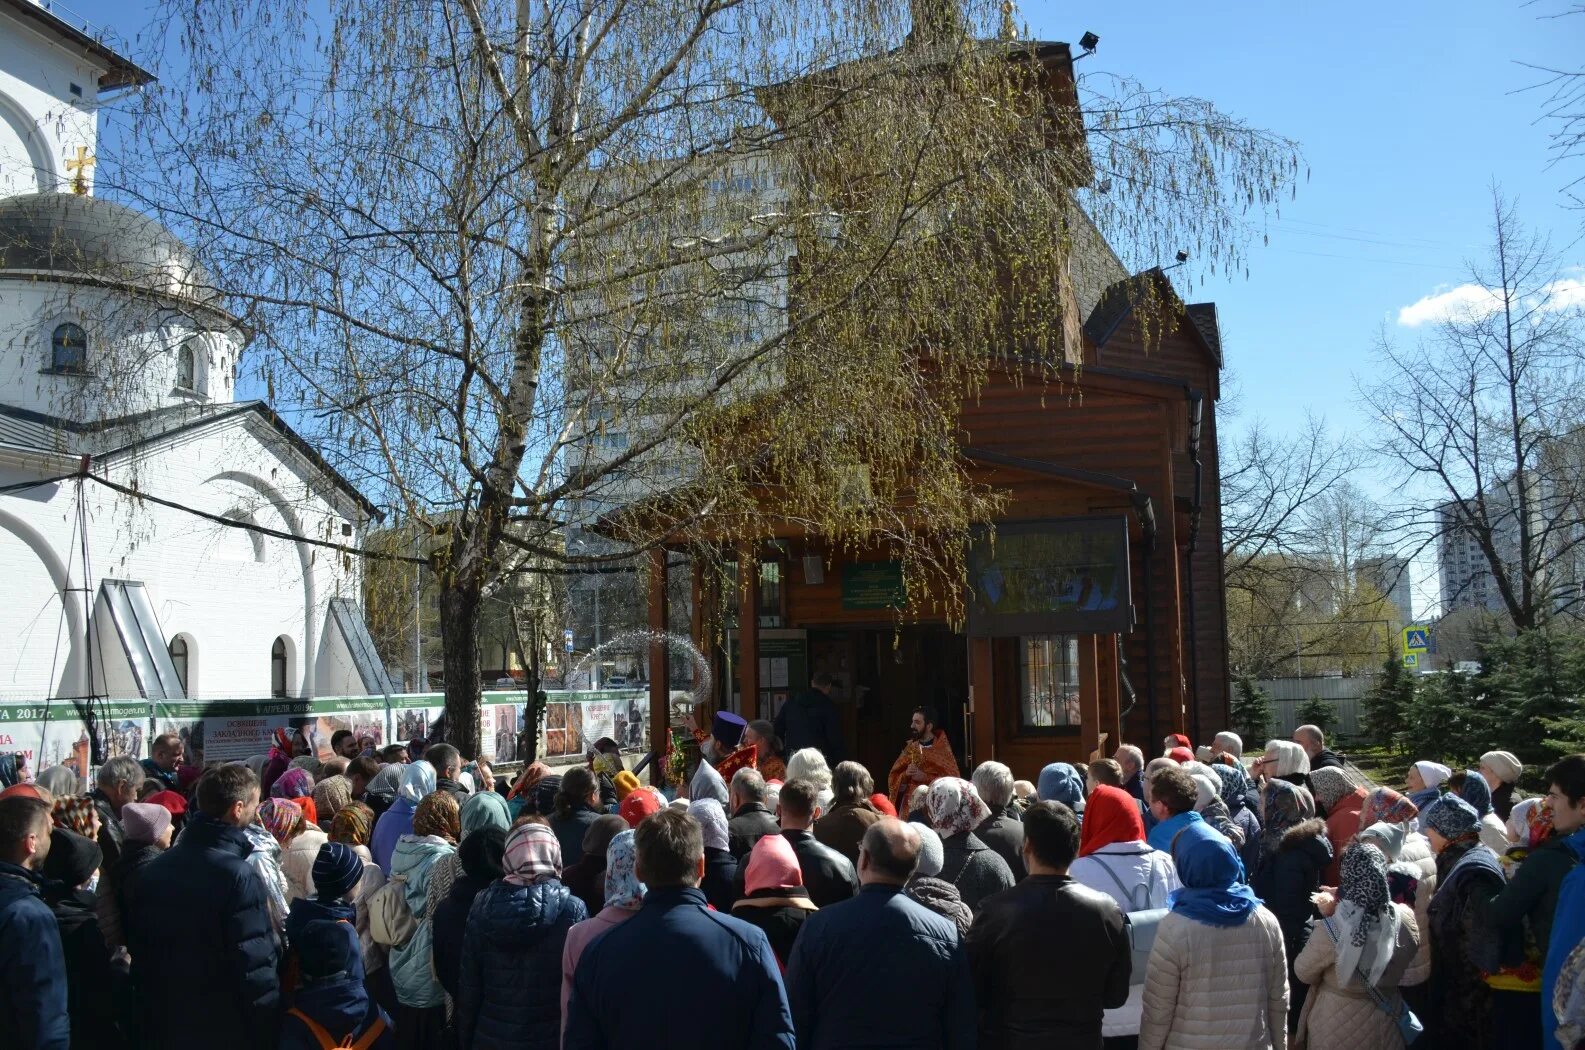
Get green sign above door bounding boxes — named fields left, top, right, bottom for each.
left=842, top=562, right=906, bottom=609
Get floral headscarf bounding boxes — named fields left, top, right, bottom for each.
left=259, top=797, right=304, bottom=844
left=413, top=790, right=461, bottom=842
left=1334, top=842, right=1399, bottom=986
left=604, top=829, right=646, bottom=911
left=271, top=767, right=314, bottom=800
left=1359, top=787, right=1419, bottom=831
left=926, top=777, right=990, bottom=837
left=1508, top=796, right=1554, bottom=848
left=1309, top=767, right=1357, bottom=813
left=268, top=728, right=293, bottom=763
left=508, top=762, right=552, bottom=802
left=311, top=775, right=353, bottom=822
left=689, top=798, right=730, bottom=852
left=1457, top=771, right=1493, bottom=818
left=503, top=822, right=562, bottom=887
left=330, top=800, right=375, bottom=847
left=52, top=795, right=98, bottom=838
left=399, top=761, right=437, bottom=805
left=1260, top=778, right=1316, bottom=856
left=1211, top=762, right=1256, bottom=815
left=461, top=791, right=511, bottom=838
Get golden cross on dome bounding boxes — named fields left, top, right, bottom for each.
left=65, top=146, right=95, bottom=195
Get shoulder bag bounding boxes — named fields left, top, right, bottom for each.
left=1322, top=916, right=1422, bottom=1045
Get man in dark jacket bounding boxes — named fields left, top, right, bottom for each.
left=90, top=756, right=144, bottom=878
left=965, top=801, right=1130, bottom=1049
left=1113, top=745, right=1146, bottom=802
left=971, top=760, right=1026, bottom=882
left=427, top=743, right=471, bottom=801
left=126, top=764, right=279, bottom=1050
left=786, top=818, right=973, bottom=1049
left=729, top=768, right=782, bottom=860
left=565, top=808, right=794, bottom=1050
left=774, top=672, right=845, bottom=763
left=775, top=779, right=858, bottom=906
left=0, top=795, right=70, bottom=1050
left=1293, top=725, right=1343, bottom=770
left=140, top=733, right=182, bottom=792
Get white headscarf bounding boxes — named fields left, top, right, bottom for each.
left=690, top=759, right=729, bottom=805
left=398, top=760, right=436, bottom=804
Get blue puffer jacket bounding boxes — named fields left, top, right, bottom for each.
left=458, top=878, right=587, bottom=1050
left=0, top=861, right=70, bottom=1050
left=1544, top=828, right=1585, bottom=1050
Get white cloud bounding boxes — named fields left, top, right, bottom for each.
left=1396, top=267, right=1585, bottom=327
left=1396, top=283, right=1503, bottom=327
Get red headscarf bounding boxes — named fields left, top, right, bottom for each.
left=1168, top=747, right=1194, bottom=764
left=1079, top=785, right=1146, bottom=857
left=1167, top=734, right=1192, bottom=751
left=868, top=793, right=897, bottom=818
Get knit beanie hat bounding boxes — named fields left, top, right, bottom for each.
left=1480, top=751, right=1522, bottom=785
left=914, top=824, right=945, bottom=877
left=613, top=770, right=641, bottom=802
left=313, top=841, right=365, bottom=901
left=43, top=827, right=101, bottom=887
left=121, top=801, right=172, bottom=845
left=146, top=790, right=188, bottom=817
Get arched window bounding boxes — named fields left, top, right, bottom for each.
left=176, top=343, right=197, bottom=391
left=50, top=323, right=87, bottom=373
left=271, top=636, right=290, bottom=698
left=169, top=636, right=190, bottom=693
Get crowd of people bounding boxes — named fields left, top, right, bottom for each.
left=5, top=712, right=1585, bottom=1050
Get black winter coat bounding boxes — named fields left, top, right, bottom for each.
left=1251, top=818, right=1331, bottom=968
left=772, top=689, right=845, bottom=762
left=728, top=803, right=780, bottom=860
left=965, top=875, right=1131, bottom=1049
left=730, top=890, right=815, bottom=969
left=701, top=847, right=740, bottom=912
left=781, top=830, right=857, bottom=907
left=431, top=872, right=492, bottom=1002
left=458, top=878, right=587, bottom=1050
left=44, top=885, right=125, bottom=1049
left=125, top=814, right=280, bottom=1050
left=974, top=807, right=1027, bottom=882
left=551, top=806, right=603, bottom=868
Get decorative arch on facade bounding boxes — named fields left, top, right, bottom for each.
left=0, top=89, right=54, bottom=194
left=0, top=503, right=86, bottom=697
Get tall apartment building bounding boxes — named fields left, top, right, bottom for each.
left=1358, top=554, right=1414, bottom=624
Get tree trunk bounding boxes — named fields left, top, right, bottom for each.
left=438, top=581, right=484, bottom=757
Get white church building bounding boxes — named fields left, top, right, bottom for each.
left=0, top=0, right=390, bottom=753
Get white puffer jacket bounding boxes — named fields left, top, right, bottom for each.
left=1138, top=905, right=1289, bottom=1050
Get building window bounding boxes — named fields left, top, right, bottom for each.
left=169, top=636, right=190, bottom=693
left=176, top=343, right=198, bottom=391
left=50, top=323, right=88, bottom=373
left=757, top=561, right=783, bottom=628
left=271, top=636, right=290, bottom=698
left=1019, top=634, right=1081, bottom=730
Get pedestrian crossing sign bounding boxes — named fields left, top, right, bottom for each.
left=1403, top=652, right=1420, bottom=669
left=1402, top=625, right=1430, bottom=653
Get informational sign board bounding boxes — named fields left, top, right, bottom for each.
left=966, top=517, right=1133, bottom=636
left=842, top=562, right=906, bottom=610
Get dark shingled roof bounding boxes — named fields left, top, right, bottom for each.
left=0, top=193, right=218, bottom=307
left=1082, top=267, right=1223, bottom=368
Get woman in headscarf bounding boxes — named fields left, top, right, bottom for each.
left=1068, top=784, right=1180, bottom=1046
left=311, top=774, right=354, bottom=830
left=559, top=814, right=628, bottom=917
left=1405, top=760, right=1450, bottom=818
left=1036, top=761, right=1087, bottom=815
left=424, top=790, right=512, bottom=924
left=1252, top=777, right=1329, bottom=1033
left=1137, top=833, right=1288, bottom=1050
left=561, top=830, right=646, bottom=1033
left=550, top=767, right=605, bottom=867
left=688, top=798, right=739, bottom=912
left=926, top=777, right=1014, bottom=914
left=457, top=822, right=587, bottom=1050
left=363, top=763, right=404, bottom=820
left=243, top=801, right=292, bottom=940
left=506, top=762, right=551, bottom=820
left=731, top=831, right=816, bottom=970
left=432, top=826, right=507, bottom=1029
left=1450, top=769, right=1511, bottom=854
left=1478, top=750, right=1523, bottom=823
left=1211, top=762, right=1263, bottom=875
left=36, top=764, right=82, bottom=798
left=261, top=727, right=295, bottom=796
left=1310, top=766, right=1369, bottom=885
left=903, top=824, right=973, bottom=936
left=326, top=801, right=389, bottom=991
left=1423, top=796, right=1508, bottom=1050
left=1190, top=771, right=1244, bottom=850
left=1292, top=842, right=1426, bottom=1050
left=388, top=790, right=459, bottom=1047
left=268, top=793, right=330, bottom=902
left=371, top=760, right=435, bottom=875
left=271, top=765, right=315, bottom=801
left=52, top=795, right=101, bottom=840
left=1253, top=739, right=1311, bottom=788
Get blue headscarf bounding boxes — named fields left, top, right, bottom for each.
left=1457, top=770, right=1493, bottom=818
left=1169, top=825, right=1262, bottom=928
left=1038, top=763, right=1086, bottom=812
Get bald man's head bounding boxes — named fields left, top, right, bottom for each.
left=859, top=817, right=921, bottom=885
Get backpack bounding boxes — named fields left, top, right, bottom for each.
left=1091, top=852, right=1167, bottom=986
left=286, top=1007, right=386, bottom=1050
left=366, top=873, right=416, bottom=948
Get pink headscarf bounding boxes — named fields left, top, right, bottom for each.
left=503, top=822, right=562, bottom=887
left=271, top=766, right=314, bottom=800
left=745, top=831, right=804, bottom=894
left=927, top=777, right=990, bottom=837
